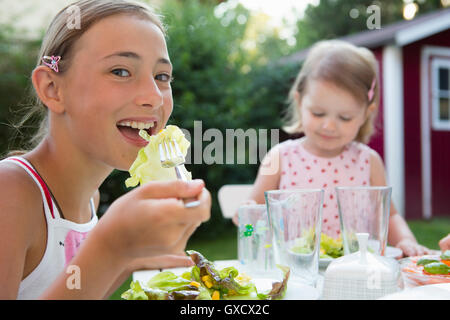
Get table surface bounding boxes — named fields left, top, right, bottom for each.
left=132, top=259, right=450, bottom=300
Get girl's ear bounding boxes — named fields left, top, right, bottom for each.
left=365, top=102, right=376, bottom=120
left=294, top=91, right=302, bottom=107
left=31, top=66, right=65, bottom=114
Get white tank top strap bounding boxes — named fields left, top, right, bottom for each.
left=3, top=156, right=57, bottom=220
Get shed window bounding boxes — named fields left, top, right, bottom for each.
left=432, top=58, right=450, bottom=130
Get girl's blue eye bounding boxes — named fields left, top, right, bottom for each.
left=339, top=116, right=352, bottom=122
left=312, top=112, right=325, bottom=117
left=111, top=68, right=131, bottom=77
left=155, top=73, right=173, bottom=83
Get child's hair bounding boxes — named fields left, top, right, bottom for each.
left=283, top=40, right=380, bottom=144
left=9, top=0, right=165, bottom=156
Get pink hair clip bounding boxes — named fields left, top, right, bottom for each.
left=368, top=78, right=376, bottom=102
left=42, top=55, right=61, bottom=73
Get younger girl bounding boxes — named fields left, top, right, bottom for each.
left=234, top=40, right=430, bottom=257
left=0, top=0, right=210, bottom=299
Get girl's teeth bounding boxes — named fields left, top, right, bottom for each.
left=118, top=121, right=155, bottom=130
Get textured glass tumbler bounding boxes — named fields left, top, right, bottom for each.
left=265, top=189, right=323, bottom=286
left=237, top=204, right=274, bottom=277
left=336, top=186, right=392, bottom=256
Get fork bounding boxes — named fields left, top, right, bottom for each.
left=159, top=139, right=201, bottom=208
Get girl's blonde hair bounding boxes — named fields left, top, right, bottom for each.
left=9, top=0, right=165, bottom=156
left=283, top=40, right=380, bottom=144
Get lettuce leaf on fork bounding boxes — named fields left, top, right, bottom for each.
left=125, top=125, right=191, bottom=187
left=121, top=250, right=290, bottom=300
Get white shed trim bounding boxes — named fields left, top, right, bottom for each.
left=382, top=45, right=405, bottom=217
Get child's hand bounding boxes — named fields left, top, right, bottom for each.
left=395, top=239, right=433, bottom=257
left=95, top=179, right=211, bottom=262
left=439, top=234, right=450, bottom=251
left=232, top=199, right=257, bottom=226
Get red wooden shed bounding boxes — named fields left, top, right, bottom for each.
left=280, top=8, right=450, bottom=220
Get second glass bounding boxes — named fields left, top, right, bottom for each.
left=265, top=189, right=324, bottom=286
left=336, top=186, right=392, bottom=256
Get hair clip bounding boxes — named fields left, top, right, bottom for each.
left=368, top=78, right=376, bottom=102
left=42, top=55, right=61, bottom=73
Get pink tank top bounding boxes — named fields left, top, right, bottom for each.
left=278, top=138, right=372, bottom=238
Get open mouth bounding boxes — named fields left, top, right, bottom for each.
left=117, top=120, right=158, bottom=146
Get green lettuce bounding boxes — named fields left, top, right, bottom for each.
left=122, top=250, right=290, bottom=300
left=125, top=125, right=191, bottom=187
left=121, top=272, right=202, bottom=300
left=186, top=250, right=290, bottom=300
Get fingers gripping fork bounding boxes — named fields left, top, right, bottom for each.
left=159, top=139, right=201, bottom=208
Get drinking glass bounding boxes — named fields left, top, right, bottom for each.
left=237, top=204, right=274, bottom=277
left=336, top=186, right=392, bottom=256
left=265, top=189, right=323, bottom=286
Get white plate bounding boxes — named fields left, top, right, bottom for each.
left=133, top=260, right=320, bottom=300
left=319, top=246, right=404, bottom=269
left=379, top=283, right=450, bottom=300
left=252, top=278, right=319, bottom=300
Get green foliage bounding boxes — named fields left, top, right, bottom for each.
left=294, top=0, right=444, bottom=50
left=0, top=25, right=42, bottom=154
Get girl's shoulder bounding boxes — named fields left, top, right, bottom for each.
left=0, top=160, right=44, bottom=226
left=347, top=142, right=385, bottom=170
left=347, top=141, right=375, bottom=156
left=275, top=137, right=304, bottom=153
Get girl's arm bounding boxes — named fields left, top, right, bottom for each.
left=369, top=150, right=431, bottom=256
left=0, top=165, right=44, bottom=299
left=40, top=180, right=210, bottom=299
left=250, top=145, right=282, bottom=203
left=232, top=145, right=281, bottom=225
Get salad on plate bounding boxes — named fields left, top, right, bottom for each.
left=122, top=250, right=290, bottom=300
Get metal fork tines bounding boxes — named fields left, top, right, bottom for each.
left=159, top=139, right=186, bottom=180
left=159, top=139, right=200, bottom=208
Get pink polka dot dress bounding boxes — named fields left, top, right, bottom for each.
left=278, top=138, right=372, bottom=238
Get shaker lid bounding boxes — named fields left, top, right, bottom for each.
left=324, top=233, right=400, bottom=281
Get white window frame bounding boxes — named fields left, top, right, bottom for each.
left=431, top=58, right=450, bottom=130
left=421, top=46, right=450, bottom=219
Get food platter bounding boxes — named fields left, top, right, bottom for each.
left=400, top=254, right=450, bottom=288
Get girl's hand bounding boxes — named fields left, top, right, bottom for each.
left=128, top=254, right=194, bottom=272
left=439, top=234, right=450, bottom=251
left=95, top=179, right=211, bottom=262
left=395, top=239, right=433, bottom=257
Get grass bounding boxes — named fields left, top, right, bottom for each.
left=407, top=217, right=450, bottom=250
left=108, top=217, right=449, bottom=300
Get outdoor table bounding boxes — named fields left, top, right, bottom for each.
left=132, top=259, right=450, bottom=300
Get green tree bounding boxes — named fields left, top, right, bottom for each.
left=294, top=0, right=444, bottom=50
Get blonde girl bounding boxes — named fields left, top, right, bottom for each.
left=0, top=0, right=211, bottom=299
left=234, top=40, right=430, bottom=257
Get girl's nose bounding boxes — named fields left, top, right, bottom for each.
left=134, top=77, right=163, bottom=108
left=322, top=117, right=337, bottom=131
